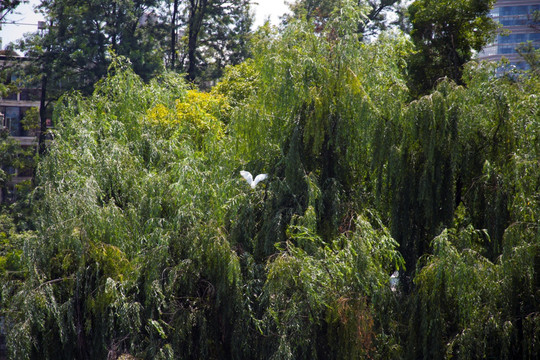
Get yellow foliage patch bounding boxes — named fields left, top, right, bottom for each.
left=145, top=90, right=229, bottom=146
left=146, top=103, right=171, bottom=125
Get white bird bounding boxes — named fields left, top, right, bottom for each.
left=390, top=271, right=399, bottom=292
left=240, top=170, right=268, bottom=189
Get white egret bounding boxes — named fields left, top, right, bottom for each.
left=240, top=170, right=268, bottom=189
left=390, top=271, right=399, bottom=292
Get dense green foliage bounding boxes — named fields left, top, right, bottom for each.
left=1, top=1, right=539, bottom=359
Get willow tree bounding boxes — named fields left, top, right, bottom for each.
left=2, top=57, right=247, bottom=359
left=384, top=81, right=459, bottom=278
left=225, top=0, right=411, bottom=230
left=389, top=60, right=540, bottom=358
left=216, top=1, right=409, bottom=357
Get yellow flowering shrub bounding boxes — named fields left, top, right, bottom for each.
left=146, top=90, right=229, bottom=148
left=146, top=103, right=171, bottom=126
left=175, top=90, right=228, bottom=132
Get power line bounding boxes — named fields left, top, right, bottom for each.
left=0, top=21, right=40, bottom=26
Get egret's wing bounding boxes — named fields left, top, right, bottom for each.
left=240, top=170, right=253, bottom=185
left=252, top=174, right=268, bottom=187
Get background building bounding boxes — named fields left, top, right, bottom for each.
left=0, top=54, right=40, bottom=140
left=478, top=0, right=540, bottom=69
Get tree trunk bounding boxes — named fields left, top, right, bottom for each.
left=186, top=0, right=208, bottom=82
left=171, top=0, right=179, bottom=69
left=38, top=73, right=48, bottom=156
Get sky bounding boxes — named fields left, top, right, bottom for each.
left=0, top=0, right=290, bottom=50
left=252, top=0, right=290, bottom=27
left=1, top=0, right=44, bottom=49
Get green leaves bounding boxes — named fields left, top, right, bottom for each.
left=264, top=213, right=403, bottom=359
left=2, top=4, right=539, bottom=359
left=412, top=222, right=539, bottom=359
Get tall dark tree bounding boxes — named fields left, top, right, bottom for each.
left=407, top=0, right=497, bottom=96
left=17, top=0, right=164, bottom=153
left=170, top=0, right=180, bottom=69
left=286, top=0, right=404, bottom=37
left=177, top=0, right=253, bottom=83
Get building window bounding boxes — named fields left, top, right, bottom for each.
left=4, top=106, right=21, bottom=136
left=4, top=91, right=18, bottom=101
left=498, top=45, right=516, bottom=54
left=19, top=88, right=40, bottom=101
left=500, top=5, right=540, bottom=16
left=499, top=16, right=529, bottom=26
